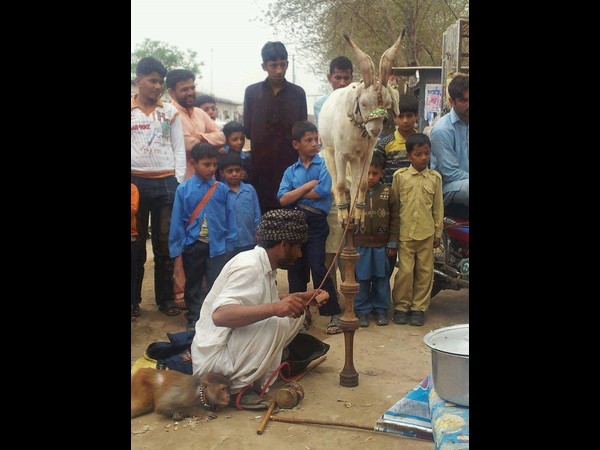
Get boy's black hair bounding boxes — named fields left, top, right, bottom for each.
left=329, top=56, right=353, bottom=74
left=370, top=151, right=386, bottom=170
left=292, top=121, right=318, bottom=141
left=136, top=57, right=167, bottom=78
left=398, top=93, right=419, bottom=114
left=405, top=133, right=431, bottom=154
left=222, top=121, right=245, bottom=139
left=448, top=74, right=469, bottom=101
left=195, top=94, right=216, bottom=107
left=165, top=69, right=195, bottom=90
left=218, top=152, right=243, bottom=171
left=261, top=41, right=288, bottom=63
left=190, top=142, right=218, bottom=162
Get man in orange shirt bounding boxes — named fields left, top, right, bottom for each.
left=166, top=69, right=225, bottom=180
left=166, top=70, right=227, bottom=309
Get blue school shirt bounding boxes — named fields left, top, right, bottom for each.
left=169, top=175, right=237, bottom=258
left=227, top=181, right=261, bottom=248
left=276, top=153, right=332, bottom=214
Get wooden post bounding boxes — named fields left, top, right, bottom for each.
left=338, top=221, right=359, bottom=387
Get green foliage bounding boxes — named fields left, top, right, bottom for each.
left=131, top=38, right=204, bottom=79
left=259, top=0, right=468, bottom=84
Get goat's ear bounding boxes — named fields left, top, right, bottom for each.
left=388, top=86, right=400, bottom=116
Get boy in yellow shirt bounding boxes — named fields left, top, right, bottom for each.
left=391, top=133, right=443, bottom=326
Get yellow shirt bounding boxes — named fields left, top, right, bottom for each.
left=391, top=165, right=444, bottom=241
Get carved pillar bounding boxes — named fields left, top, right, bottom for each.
left=338, top=221, right=360, bottom=387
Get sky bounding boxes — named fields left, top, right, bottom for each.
left=131, top=0, right=328, bottom=110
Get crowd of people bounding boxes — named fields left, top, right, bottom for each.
left=131, top=43, right=469, bottom=397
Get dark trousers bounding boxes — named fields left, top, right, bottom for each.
left=132, top=175, right=178, bottom=311
left=387, top=254, right=397, bottom=281
left=182, top=240, right=228, bottom=327
left=131, top=239, right=138, bottom=310
left=288, top=211, right=341, bottom=316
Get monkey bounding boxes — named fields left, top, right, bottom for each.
left=131, top=368, right=231, bottom=420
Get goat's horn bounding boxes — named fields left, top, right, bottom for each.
left=344, top=33, right=375, bottom=89
left=379, top=29, right=405, bottom=88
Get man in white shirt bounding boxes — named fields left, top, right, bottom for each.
left=131, top=57, right=186, bottom=317
left=191, top=209, right=329, bottom=394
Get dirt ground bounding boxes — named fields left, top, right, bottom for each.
left=131, top=239, right=469, bottom=449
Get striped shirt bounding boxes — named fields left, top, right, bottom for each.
left=131, top=95, right=186, bottom=183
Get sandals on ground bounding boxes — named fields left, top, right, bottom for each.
left=159, top=306, right=181, bottom=316
left=326, top=314, right=342, bottom=334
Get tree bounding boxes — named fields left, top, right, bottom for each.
left=259, top=0, right=468, bottom=87
left=131, top=38, right=204, bottom=79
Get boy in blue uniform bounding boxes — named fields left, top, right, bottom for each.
left=218, top=152, right=261, bottom=257
left=169, top=143, right=237, bottom=331
left=277, top=121, right=342, bottom=334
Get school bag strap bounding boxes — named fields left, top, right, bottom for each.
left=187, top=181, right=220, bottom=227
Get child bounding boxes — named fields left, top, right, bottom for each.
left=353, top=152, right=399, bottom=327
left=169, top=142, right=237, bottom=332
left=375, top=93, right=419, bottom=275
left=195, top=95, right=218, bottom=121
left=218, top=152, right=261, bottom=257
left=131, top=183, right=140, bottom=321
left=391, top=133, right=443, bottom=327
left=375, top=93, right=419, bottom=185
left=221, top=121, right=250, bottom=180
left=277, top=120, right=342, bottom=334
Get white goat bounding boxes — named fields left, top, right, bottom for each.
left=319, top=32, right=404, bottom=225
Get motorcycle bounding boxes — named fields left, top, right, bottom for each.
left=431, top=214, right=469, bottom=298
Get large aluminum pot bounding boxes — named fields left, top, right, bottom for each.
left=423, top=324, right=469, bottom=407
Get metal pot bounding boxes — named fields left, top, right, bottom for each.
left=423, top=324, right=469, bottom=407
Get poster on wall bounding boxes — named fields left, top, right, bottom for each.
left=424, top=84, right=442, bottom=126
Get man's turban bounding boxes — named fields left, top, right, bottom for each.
left=256, top=209, right=308, bottom=244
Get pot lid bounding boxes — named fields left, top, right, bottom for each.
left=423, top=323, right=469, bottom=356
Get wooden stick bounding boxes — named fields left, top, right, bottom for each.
left=256, top=400, right=277, bottom=435
left=269, top=415, right=433, bottom=440
left=270, top=415, right=374, bottom=431
left=291, top=355, right=327, bottom=382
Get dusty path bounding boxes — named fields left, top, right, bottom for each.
left=131, top=240, right=468, bottom=449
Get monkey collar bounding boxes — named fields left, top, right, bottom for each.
left=198, top=385, right=214, bottom=410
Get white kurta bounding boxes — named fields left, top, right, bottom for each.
left=191, top=246, right=304, bottom=392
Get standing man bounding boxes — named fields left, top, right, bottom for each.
left=313, top=56, right=353, bottom=127
left=167, top=69, right=225, bottom=308
left=430, top=73, right=469, bottom=217
left=165, top=70, right=225, bottom=180
left=243, top=41, right=307, bottom=213
left=131, top=57, right=186, bottom=317
left=166, top=70, right=226, bottom=308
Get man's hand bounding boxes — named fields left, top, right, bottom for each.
left=433, top=237, right=441, bottom=248
left=274, top=295, right=306, bottom=319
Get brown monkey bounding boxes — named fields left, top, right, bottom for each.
left=131, top=368, right=231, bottom=420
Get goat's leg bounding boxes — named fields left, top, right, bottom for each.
left=323, top=145, right=346, bottom=224
left=352, top=150, right=371, bottom=225
left=334, top=150, right=350, bottom=224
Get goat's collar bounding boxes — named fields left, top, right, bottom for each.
left=364, top=107, right=387, bottom=123
left=348, top=111, right=368, bottom=138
